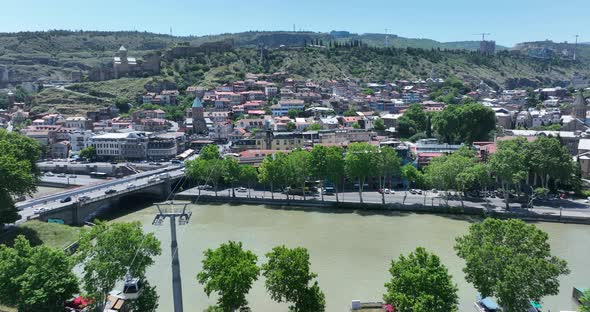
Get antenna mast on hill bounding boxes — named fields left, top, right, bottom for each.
left=474, top=33, right=491, bottom=41
left=574, top=34, right=579, bottom=61
left=385, top=28, right=389, bottom=47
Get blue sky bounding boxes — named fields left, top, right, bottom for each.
left=1, top=0, right=588, bottom=46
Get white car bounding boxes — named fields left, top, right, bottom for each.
left=57, top=173, right=66, bottom=178
left=45, top=172, right=55, bottom=177
left=127, top=183, right=135, bottom=189
left=236, top=187, right=247, bottom=193
left=33, top=207, right=48, bottom=214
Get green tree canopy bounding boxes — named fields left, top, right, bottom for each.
left=79, top=146, right=96, bottom=160
left=373, top=118, right=386, bottom=131
left=76, top=221, right=161, bottom=307
left=401, top=164, right=426, bottom=189
left=432, top=103, right=495, bottom=144
left=0, top=235, right=79, bottom=312
left=455, top=218, right=569, bottom=311
left=383, top=247, right=458, bottom=312
left=580, top=289, right=590, bottom=312
left=258, top=153, right=288, bottom=199
left=345, top=142, right=378, bottom=203
left=306, top=123, right=322, bottom=131
left=397, top=104, right=428, bottom=138
left=262, top=246, right=325, bottom=312
left=0, top=130, right=41, bottom=226
left=197, top=241, right=260, bottom=311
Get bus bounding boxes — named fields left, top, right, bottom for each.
left=89, top=172, right=108, bottom=179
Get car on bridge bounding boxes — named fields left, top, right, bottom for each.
left=33, top=207, right=48, bottom=214
left=79, top=196, right=91, bottom=201
left=60, top=196, right=72, bottom=203
left=105, top=189, right=117, bottom=195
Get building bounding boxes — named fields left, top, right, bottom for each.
left=191, top=97, right=207, bottom=135
left=91, top=132, right=149, bottom=160
left=480, top=40, right=496, bottom=54
left=111, top=46, right=161, bottom=79
left=147, top=136, right=177, bottom=160
left=69, top=130, right=93, bottom=152
left=271, top=99, right=305, bottom=116
left=50, top=141, right=70, bottom=159
left=64, top=116, right=92, bottom=130
left=571, top=92, right=587, bottom=122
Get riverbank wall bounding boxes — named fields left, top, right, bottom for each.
left=174, top=194, right=590, bottom=225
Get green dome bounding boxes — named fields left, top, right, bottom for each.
left=192, top=97, right=203, bottom=108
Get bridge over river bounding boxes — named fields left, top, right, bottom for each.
left=18, top=166, right=185, bottom=225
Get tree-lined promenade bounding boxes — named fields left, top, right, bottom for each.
left=186, top=136, right=581, bottom=211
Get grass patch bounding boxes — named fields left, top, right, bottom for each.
left=0, top=220, right=81, bottom=249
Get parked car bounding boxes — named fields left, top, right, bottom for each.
left=197, top=185, right=212, bottom=190
left=171, top=160, right=182, bottom=164
left=105, top=189, right=117, bottom=195
left=57, top=173, right=66, bottom=178
left=148, top=176, right=159, bottom=182
left=79, top=196, right=91, bottom=201
left=236, top=187, right=247, bottom=193
left=45, top=172, right=55, bottom=177
left=60, top=196, right=72, bottom=203
left=69, top=175, right=77, bottom=178
left=127, top=183, right=135, bottom=189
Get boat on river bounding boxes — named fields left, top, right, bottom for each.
left=474, top=295, right=501, bottom=312
left=573, top=286, right=588, bottom=303
left=475, top=295, right=543, bottom=312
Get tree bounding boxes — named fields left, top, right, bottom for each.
left=288, top=109, right=301, bottom=119
left=0, top=130, right=41, bottom=227
left=187, top=145, right=225, bottom=196
left=79, top=146, right=96, bottom=160
left=223, top=157, right=241, bottom=197
left=352, top=122, right=360, bottom=129
left=432, top=103, right=495, bottom=144
left=262, top=246, right=325, bottom=312
left=455, top=218, right=570, bottom=311
left=373, top=118, right=386, bottom=131
left=580, top=289, right=590, bottom=312
left=424, top=147, right=487, bottom=206
left=527, top=136, right=574, bottom=189
left=489, top=138, right=528, bottom=209
left=197, top=241, right=260, bottom=311
left=397, top=104, right=428, bottom=138
left=375, top=146, right=401, bottom=204
left=343, top=108, right=357, bottom=116
left=286, top=149, right=311, bottom=200
left=258, top=153, right=287, bottom=199
left=306, top=123, right=322, bottom=131
left=383, top=247, right=458, bottom=312
left=345, top=142, right=377, bottom=204
left=239, top=165, right=258, bottom=198
left=0, top=236, right=79, bottom=312
left=76, top=221, right=161, bottom=308
left=286, top=121, right=297, bottom=132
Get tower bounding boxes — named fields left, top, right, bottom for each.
left=572, top=92, right=587, bottom=121
left=191, top=97, right=207, bottom=134
left=117, top=46, right=128, bottom=63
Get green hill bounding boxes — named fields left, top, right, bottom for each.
left=1, top=31, right=590, bottom=116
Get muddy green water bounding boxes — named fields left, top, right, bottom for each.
left=111, top=203, right=590, bottom=312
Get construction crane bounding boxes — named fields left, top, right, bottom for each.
left=474, top=33, right=491, bottom=41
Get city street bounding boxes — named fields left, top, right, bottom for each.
left=178, top=187, right=590, bottom=219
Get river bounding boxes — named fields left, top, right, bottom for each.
left=110, top=203, right=590, bottom=312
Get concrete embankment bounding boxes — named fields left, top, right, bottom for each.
left=174, top=194, right=590, bottom=225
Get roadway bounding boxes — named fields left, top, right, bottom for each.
left=17, top=166, right=186, bottom=222
left=179, top=188, right=590, bottom=219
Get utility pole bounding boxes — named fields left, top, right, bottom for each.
left=153, top=202, right=192, bottom=312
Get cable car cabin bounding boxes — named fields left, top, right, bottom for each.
left=122, top=276, right=143, bottom=300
